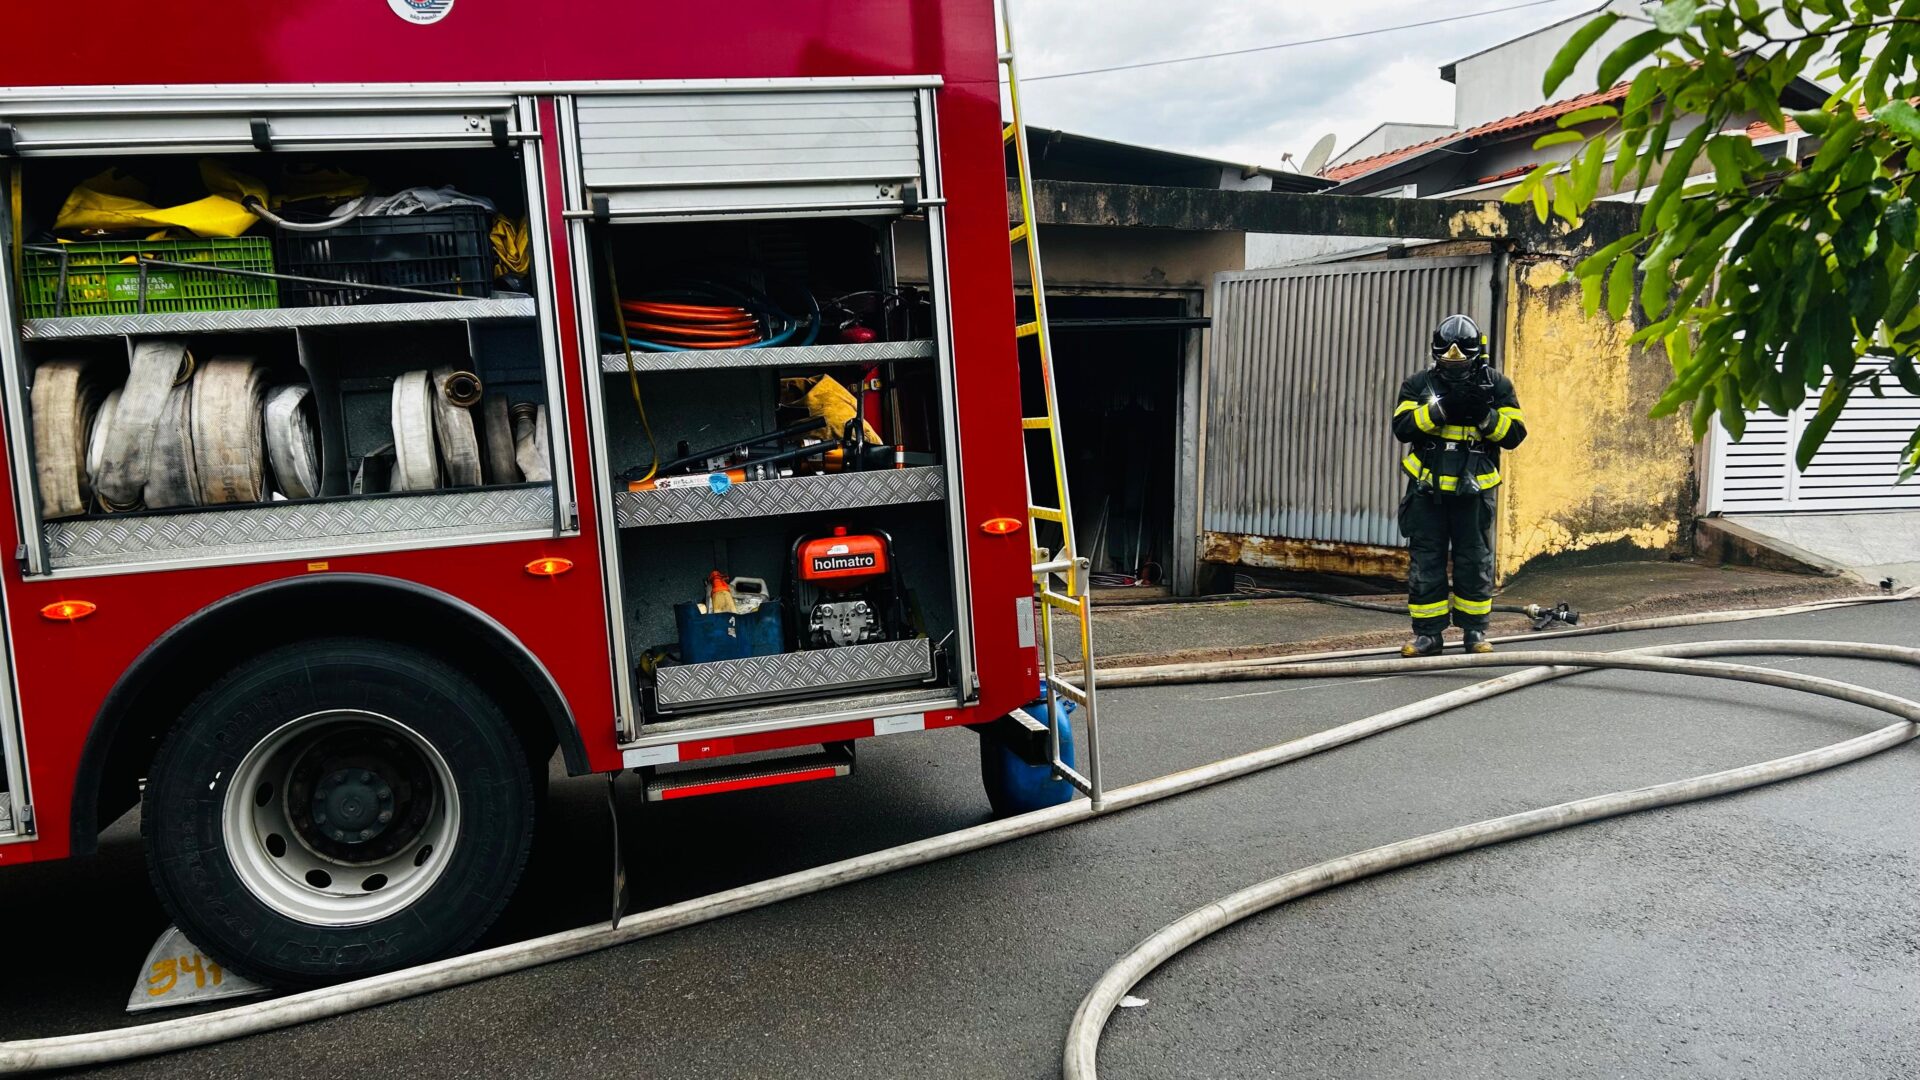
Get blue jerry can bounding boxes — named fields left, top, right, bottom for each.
left=979, top=684, right=1077, bottom=816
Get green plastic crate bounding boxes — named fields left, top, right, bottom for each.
left=20, top=236, right=277, bottom=319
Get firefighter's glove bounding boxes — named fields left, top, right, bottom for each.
left=1447, top=381, right=1491, bottom=417
left=1475, top=408, right=1500, bottom=433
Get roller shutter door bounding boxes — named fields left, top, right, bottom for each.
left=573, top=89, right=927, bottom=220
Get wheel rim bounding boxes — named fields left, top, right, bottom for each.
left=222, top=709, right=461, bottom=927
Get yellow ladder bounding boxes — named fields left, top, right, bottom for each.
left=999, top=0, right=1102, bottom=809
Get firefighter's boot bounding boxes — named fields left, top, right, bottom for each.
left=1462, top=630, right=1493, bottom=654
left=1401, top=634, right=1444, bottom=658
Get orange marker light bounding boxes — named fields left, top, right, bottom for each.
left=525, top=557, right=574, bottom=577
left=980, top=517, right=1024, bottom=535
left=41, top=600, right=97, bottom=622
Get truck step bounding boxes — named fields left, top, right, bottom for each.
left=644, top=744, right=853, bottom=802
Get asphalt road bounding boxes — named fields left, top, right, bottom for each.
left=6, top=600, right=1918, bottom=1079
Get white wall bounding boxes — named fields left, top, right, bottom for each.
left=1451, top=0, right=1649, bottom=129
left=1330, top=123, right=1456, bottom=168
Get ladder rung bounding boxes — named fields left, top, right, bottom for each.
left=1047, top=678, right=1091, bottom=706
left=1016, top=321, right=1041, bottom=339
left=1040, top=589, right=1084, bottom=611
left=1029, top=505, right=1065, bottom=523
left=1021, top=416, right=1053, bottom=430
left=998, top=51, right=1014, bottom=63
left=1010, top=223, right=1029, bottom=244
left=1003, top=123, right=1018, bottom=144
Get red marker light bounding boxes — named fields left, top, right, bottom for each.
left=41, top=600, right=97, bottom=621
left=525, top=557, right=574, bottom=577
left=980, top=517, right=1024, bottom=535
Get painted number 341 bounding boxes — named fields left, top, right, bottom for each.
left=146, top=952, right=225, bottom=997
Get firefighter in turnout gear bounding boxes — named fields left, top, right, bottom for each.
left=1391, top=313, right=1527, bottom=657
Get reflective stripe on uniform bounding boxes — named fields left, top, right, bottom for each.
left=1490, top=406, right=1523, bottom=442
left=1413, top=402, right=1440, bottom=434
left=1408, top=599, right=1451, bottom=619
left=1394, top=400, right=1418, bottom=417
left=1450, top=594, right=1493, bottom=616
left=1402, top=452, right=1502, bottom=491
left=1438, top=424, right=1480, bottom=441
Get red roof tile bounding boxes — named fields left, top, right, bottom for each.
left=1320, top=83, right=1631, bottom=183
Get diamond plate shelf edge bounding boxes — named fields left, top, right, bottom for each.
left=599, top=339, right=936, bottom=373
left=44, top=484, right=554, bottom=569
left=615, top=466, right=946, bottom=528
left=0, top=792, right=14, bottom=836
left=21, top=297, right=537, bottom=341
left=653, top=638, right=935, bottom=713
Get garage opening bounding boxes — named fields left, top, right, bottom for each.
left=1019, top=294, right=1196, bottom=592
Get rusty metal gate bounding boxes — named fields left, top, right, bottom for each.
left=1203, top=256, right=1495, bottom=560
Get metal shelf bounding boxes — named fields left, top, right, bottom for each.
left=615, top=466, right=945, bottom=528
left=43, top=484, right=554, bottom=570
left=653, top=638, right=936, bottom=714
left=599, top=338, right=935, bottom=374
left=20, top=296, right=537, bottom=341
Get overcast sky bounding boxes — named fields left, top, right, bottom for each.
left=1007, top=0, right=1602, bottom=169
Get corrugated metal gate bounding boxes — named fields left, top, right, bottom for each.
left=1707, top=368, right=1920, bottom=512
left=1204, top=257, right=1494, bottom=549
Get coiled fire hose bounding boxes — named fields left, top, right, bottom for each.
left=31, top=347, right=318, bottom=513
left=0, top=589, right=1912, bottom=1075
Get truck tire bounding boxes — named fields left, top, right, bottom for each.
left=141, top=637, right=536, bottom=988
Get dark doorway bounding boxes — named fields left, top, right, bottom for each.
left=1019, top=294, right=1189, bottom=588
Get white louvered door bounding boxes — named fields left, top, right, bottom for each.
left=1708, top=370, right=1920, bottom=512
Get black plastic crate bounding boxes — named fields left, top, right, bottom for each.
left=276, top=207, right=493, bottom=307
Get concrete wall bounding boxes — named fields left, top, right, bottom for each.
left=1451, top=1, right=1649, bottom=129
left=1494, top=255, right=1695, bottom=581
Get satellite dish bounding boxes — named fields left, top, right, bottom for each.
left=1300, top=133, right=1338, bottom=176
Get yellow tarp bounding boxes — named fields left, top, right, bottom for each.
left=54, top=161, right=267, bottom=238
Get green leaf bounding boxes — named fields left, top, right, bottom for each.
left=1718, top=376, right=1748, bottom=440
left=1532, top=130, right=1587, bottom=149
left=1705, top=136, right=1745, bottom=193
left=1886, top=198, right=1918, bottom=250
left=1531, top=175, right=1550, bottom=223
left=1607, top=254, right=1635, bottom=320
left=1796, top=383, right=1848, bottom=470
left=1578, top=231, right=1643, bottom=280
left=1788, top=109, right=1834, bottom=137
left=1572, top=138, right=1607, bottom=204
left=1598, top=29, right=1672, bottom=90
left=1545, top=12, right=1623, bottom=96
left=1557, top=104, right=1621, bottom=129
left=1582, top=269, right=1604, bottom=315
left=1807, top=115, right=1863, bottom=176
left=1639, top=123, right=1711, bottom=234
left=1690, top=381, right=1718, bottom=439
left=1891, top=353, right=1920, bottom=395
left=1652, top=0, right=1699, bottom=34
left=1873, top=99, right=1920, bottom=142
left=1885, top=256, right=1920, bottom=326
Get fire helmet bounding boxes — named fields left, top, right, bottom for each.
left=1430, top=314, right=1486, bottom=380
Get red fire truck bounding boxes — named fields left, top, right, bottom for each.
left=0, top=0, right=1097, bottom=988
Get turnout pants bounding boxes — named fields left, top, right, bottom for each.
left=1399, top=485, right=1496, bottom=634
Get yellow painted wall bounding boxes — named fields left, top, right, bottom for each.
left=1496, top=256, right=1695, bottom=581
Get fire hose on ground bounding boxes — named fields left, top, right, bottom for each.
left=0, top=589, right=1914, bottom=1074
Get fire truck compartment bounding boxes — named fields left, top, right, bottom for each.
left=2, top=143, right=565, bottom=574
left=588, top=211, right=964, bottom=724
